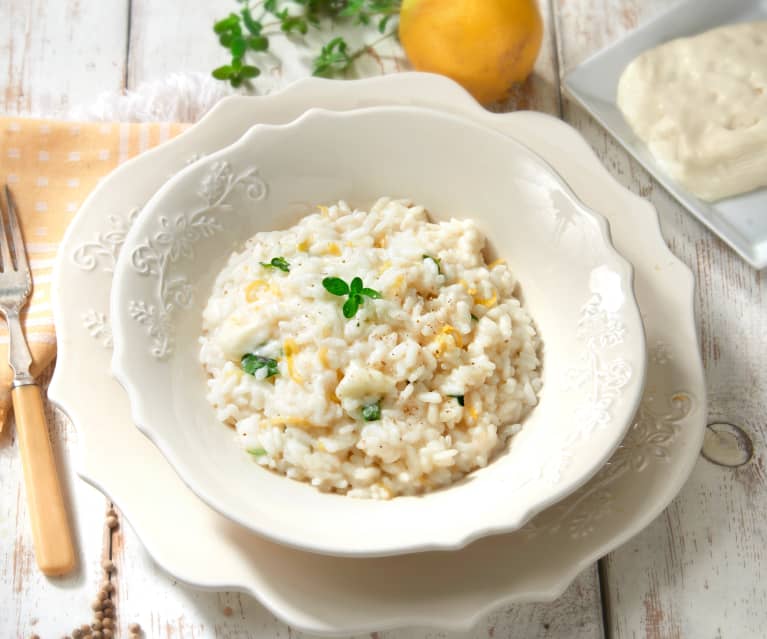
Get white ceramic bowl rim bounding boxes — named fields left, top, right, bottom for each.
left=110, top=105, right=646, bottom=556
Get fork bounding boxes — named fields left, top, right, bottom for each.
left=1, top=186, right=75, bottom=576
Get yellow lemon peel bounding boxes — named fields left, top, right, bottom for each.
left=271, top=416, right=319, bottom=429
left=283, top=338, right=303, bottom=384
left=399, top=0, right=543, bottom=105
left=459, top=278, right=478, bottom=296
left=475, top=290, right=498, bottom=308
left=244, top=279, right=267, bottom=302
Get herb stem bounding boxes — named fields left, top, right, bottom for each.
left=349, top=30, right=397, bottom=61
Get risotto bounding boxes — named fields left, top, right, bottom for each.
left=199, top=198, right=542, bottom=499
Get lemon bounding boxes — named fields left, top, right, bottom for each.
left=399, top=0, right=543, bottom=105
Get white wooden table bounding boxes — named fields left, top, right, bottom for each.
left=1, top=1, right=765, bottom=637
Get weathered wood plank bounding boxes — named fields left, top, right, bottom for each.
left=126, top=0, right=222, bottom=89
left=0, top=373, right=116, bottom=639
left=0, top=2, right=129, bottom=637
left=554, top=1, right=767, bottom=637
left=0, top=0, right=129, bottom=116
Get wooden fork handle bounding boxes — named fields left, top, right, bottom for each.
left=12, top=383, right=76, bottom=576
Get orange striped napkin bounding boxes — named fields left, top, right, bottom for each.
left=0, top=118, right=189, bottom=429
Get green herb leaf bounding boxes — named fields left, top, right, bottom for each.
left=219, top=32, right=234, bottom=47
left=325, top=275, right=381, bottom=318
left=240, top=64, right=261, bottom=78
left=214, top=13, right=240, bottom=34
left=360, top=287, right=382, bottom=299
left=423, top=254, right=441, bottom=275
left=281, top=15, right=308, bottom=34
left=342, top=294, right=360, bottom=318
left=246, top=447, right=268, bottom=457
left=248, top=35, right=269, bottom=51
left=449, top=394, right=465, bottom=406
left=260, top=256, right=289, bottom=272
left=241, top=353, right=280, bottom=378
left=339, top=0, right=365, bottom=17
left=212, top=65, right=234, bottom=80
left=470, top=313, right=479, bottom=321
left=378, top=14, right=392, bottom=33
left=230, top=35, right=247, bottom=58
left=322, top=277, right=349, bottom=296
left=240, top=8, right=262, bottom=35
left=312, top=36, right=351, bottom=77
left=361, top=400, right=381, bottom=421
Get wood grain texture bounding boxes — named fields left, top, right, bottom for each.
left=553, top=1, right=767, bottom=637
left=126, top=0, right=222, bottom=89
left=0, top=1, right=127, bottom=636
left=0, top=370, right=112, bottom=638
left=0, top=0, right=129, bottom=116
left=491, top=0, right=562, bottom=115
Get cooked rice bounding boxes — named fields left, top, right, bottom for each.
left=199, top=198, right=542, bottom=498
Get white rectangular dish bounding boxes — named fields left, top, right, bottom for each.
left=564, top=0, right=767, bottom=270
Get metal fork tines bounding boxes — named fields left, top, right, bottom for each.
left=0, top=185, right=34, bottom=387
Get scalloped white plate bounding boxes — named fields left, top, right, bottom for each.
left=49, top=73, right=705, bottom=635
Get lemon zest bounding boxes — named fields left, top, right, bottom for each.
left=297, top=239, right=310, bottom=252
left=377, top=260, right=392, bottom=274
left=325, top=242, right=341, bottom=256
left=269, top=281, right=283, bottom=298
left=468, top=404, right=478, bottom=421
left=459, top=278, right=478, bottom=296
left=318, top=346, right=330, bottom=368
left=224, top=367, right=243, bottom=380
left=283, top=338, right=303, bottom=384
left=389, top=274, right=405, bottom=295
left=244, top=279, right=268, bottom=302
left=270, top=416, right=315, bottom=429
left=318, top=205, right=329, bottom=216
left=475, top=290, right=498, bottom=308
left=440, top=325, right=463, bottom=348
left=488, top=258, right=506, bottom=268
left=374, top=236, right=388, bottom=248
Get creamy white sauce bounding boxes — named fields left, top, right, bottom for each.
left=617, top=21, right=767, bottom=202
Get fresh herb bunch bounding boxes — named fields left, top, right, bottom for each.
left=213, top=0, right=401, bottom=87
left=322, top=275, right=382, bottom=318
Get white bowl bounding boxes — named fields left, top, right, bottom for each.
left=110, top=106, right=646, bottom=557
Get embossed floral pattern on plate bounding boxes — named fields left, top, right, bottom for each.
left=127, top=161, right=267, bottom=358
